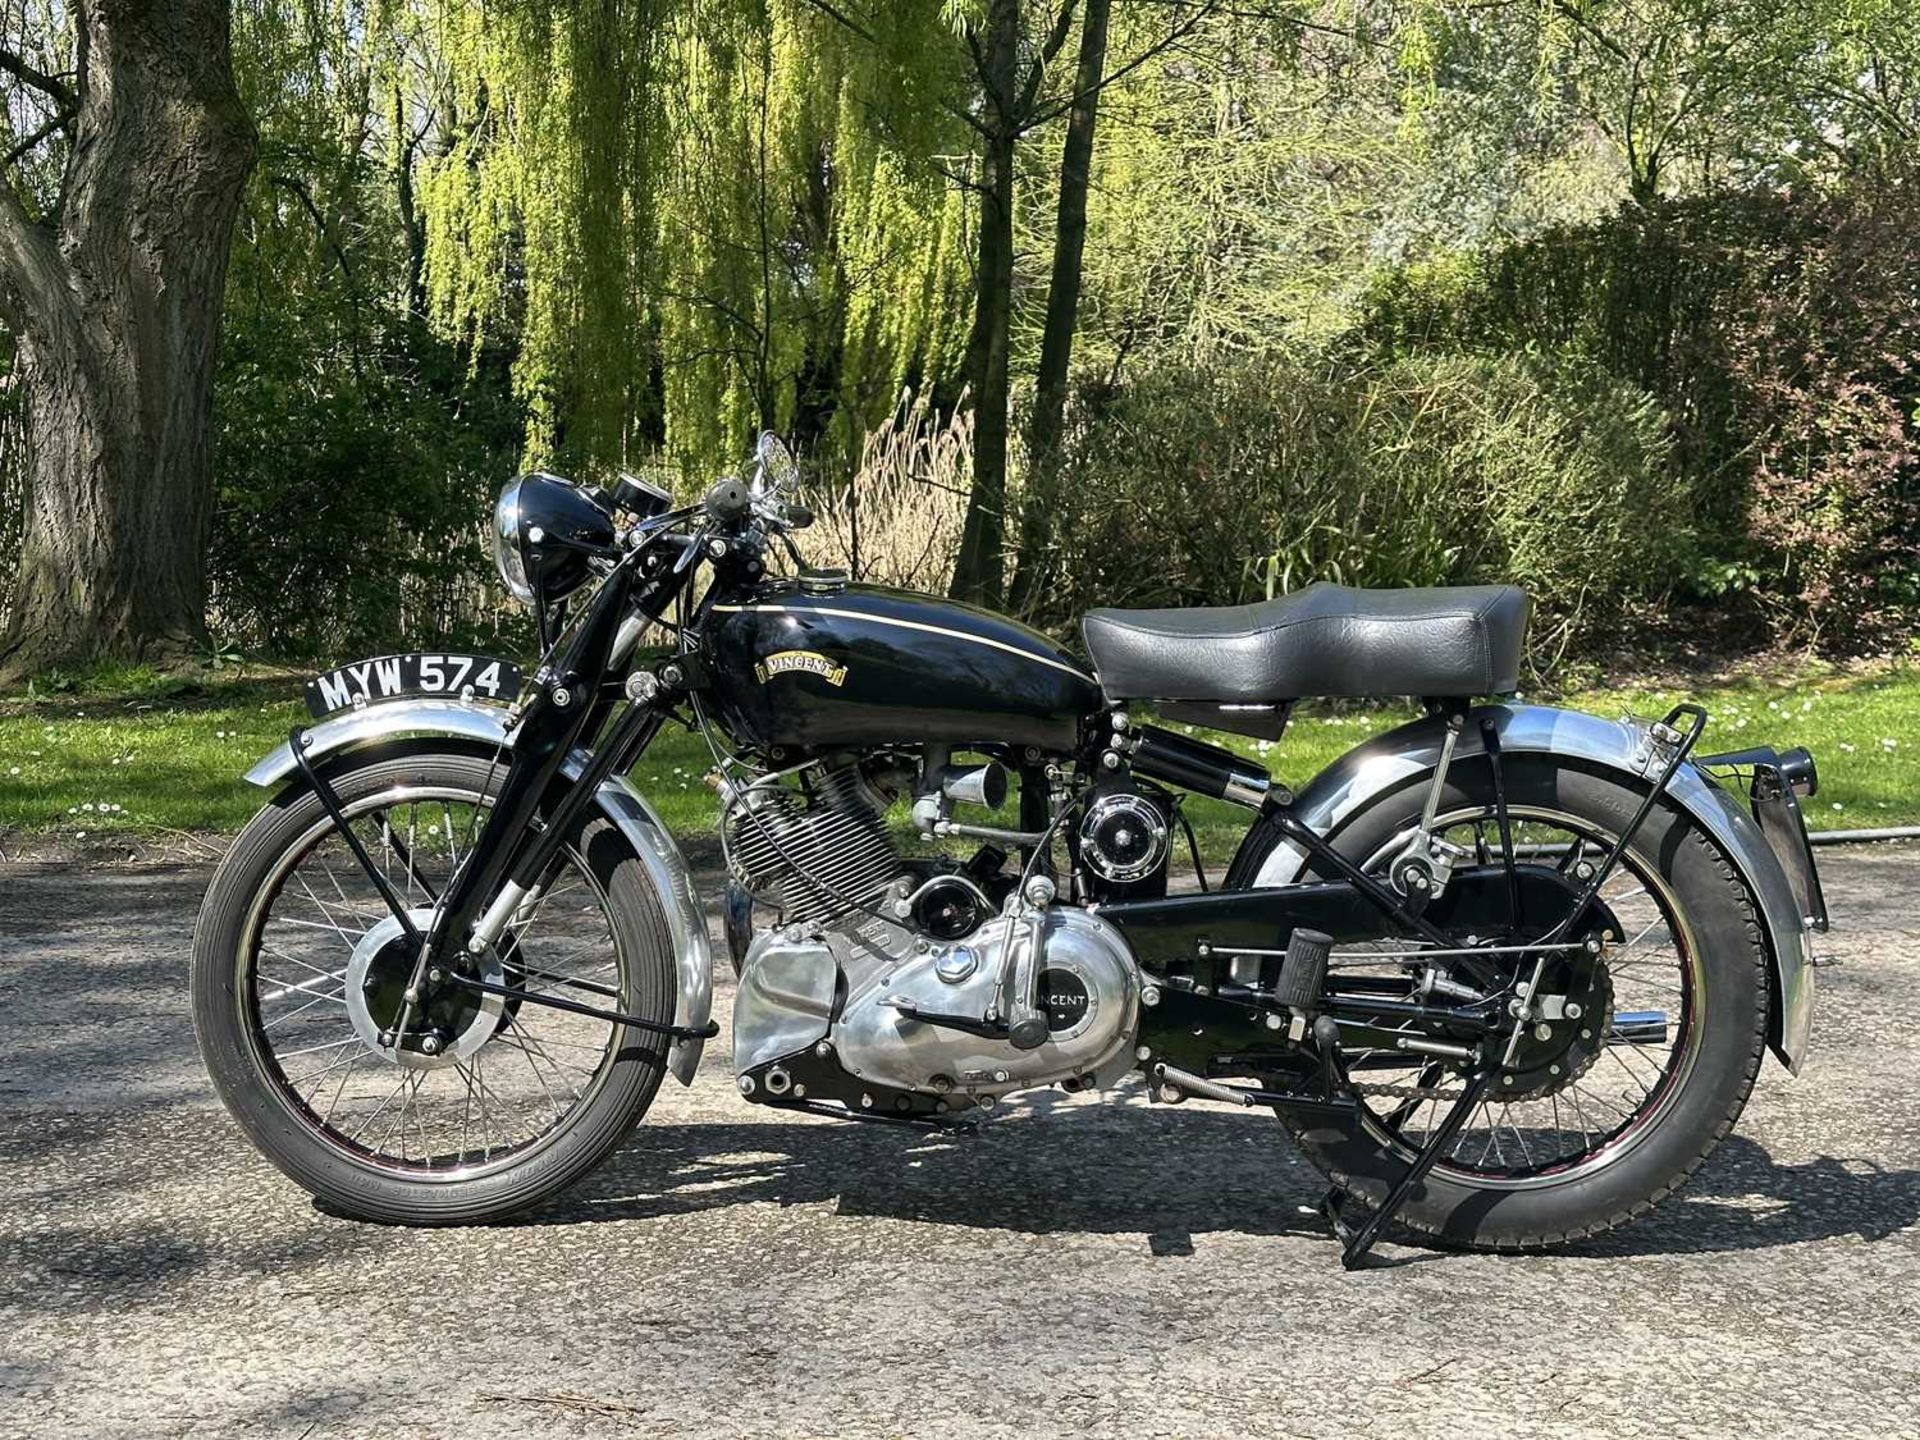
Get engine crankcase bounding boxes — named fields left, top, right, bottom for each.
left=836, top=907, right=1141, bottom=1099
left=731, top=907, right=1142, bottom=1103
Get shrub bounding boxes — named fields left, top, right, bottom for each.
left=1035, top=351, right=1681, bottom=665
left=807, top=387, right=973, bottom=593
left=1729, top=179, right=1920, bottom=642
left=211, top=311, right=526, bottom=661
left=1355, top=171, right=1920, bottom=648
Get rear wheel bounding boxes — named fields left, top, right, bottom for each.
left=191, top=751, right=676, bottom=1225
left=1238, top=756, right=1769, bottom=1250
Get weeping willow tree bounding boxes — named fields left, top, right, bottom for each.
left=405, top=0, right=973, bottom=481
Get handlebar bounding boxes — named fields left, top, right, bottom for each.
left=701, top=476, right=813, bottom=536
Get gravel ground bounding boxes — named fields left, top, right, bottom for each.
left=2, top=851, right=1916, bottom=1440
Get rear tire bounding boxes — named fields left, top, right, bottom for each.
left=192, top=751, right=676, bottom=1225
left=1240, top=756, right=1769, bottom=1251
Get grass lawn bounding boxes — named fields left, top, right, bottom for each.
left=2, top=660, right=1915, bottom=861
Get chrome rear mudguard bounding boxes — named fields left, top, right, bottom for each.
left=244, top=699, right=713, bottom=1085
left=1251, top=705, right=1817, bottom=1072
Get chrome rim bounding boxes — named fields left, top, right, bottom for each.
left=1347, top=804, right=1704, bottom=1190
left=236, top=782, right=629, bottom=1182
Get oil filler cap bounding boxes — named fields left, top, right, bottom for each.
left=799, top=567, right=850, bottom=594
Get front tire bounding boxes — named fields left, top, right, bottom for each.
left=192, top=750, right=676, bottom=1225
left=1238, top=755, right=1769, bottom=1251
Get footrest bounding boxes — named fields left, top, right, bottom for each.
left=1273, top=928, right=1332, bottom=1010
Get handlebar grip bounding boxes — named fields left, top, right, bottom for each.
left=782, top=502, right=815, bottom=530
left=704, top=478, right=752, bottom=522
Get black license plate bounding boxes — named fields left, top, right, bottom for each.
left=304, top=653, right=523, bottom=718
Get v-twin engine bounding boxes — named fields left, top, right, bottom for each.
left=733, top=903, right=1142, bottom=1117
left=724, top=759, right=898, bottom=925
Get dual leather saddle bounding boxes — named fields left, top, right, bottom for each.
left=1081, top=582, right=1530, bottom=702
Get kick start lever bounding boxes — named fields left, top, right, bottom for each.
left=995, top=875, right=1056, bottom=1050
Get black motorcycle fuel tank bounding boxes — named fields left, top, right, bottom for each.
left=702, top=579, right=1102, bottom=752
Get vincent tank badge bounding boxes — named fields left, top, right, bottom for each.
left=755, top=649, right=848, bottom=686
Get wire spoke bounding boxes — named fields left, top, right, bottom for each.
left=1503, top=1105, right=1537, bottom=1169
left=514, top=1028, right=594, bottom=1099
left=348, top=1072, right=412, bottom=1145
left=275, top=1035, right=362, bottom=1061
left=258, top=968, right=347, bottom=1002
left=1606, top=1041, right=1663, bottom=1094
left=1361, top=801, right=1698, bottom=1184
left=262, top=987, right=347, bottom=1031
left=287, top=874, right=370, bottom=948
left=272, top=916, right=370, bottom=939
left=1618, top=917, right=1667, bottom=953
left=497, top=1033, right=568, bottom=1121
left=318, top=1046, right=367, bottom=1126
left=288, top=1044, right=370, bottom=1098
left=245, top=781, right=654, bottom=1175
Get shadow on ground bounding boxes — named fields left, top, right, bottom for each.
left=516, top=1101, right=1920, bottom=1261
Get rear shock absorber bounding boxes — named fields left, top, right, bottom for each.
left=1109, top=723, right=1274, bottom=809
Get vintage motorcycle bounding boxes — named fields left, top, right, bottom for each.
left=192, top=435, right=1829, bottom=1265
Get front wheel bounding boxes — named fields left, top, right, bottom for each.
left=1237, top=755, right=1770, bottom=1251
left=191, top=750, right=678, bottom=1225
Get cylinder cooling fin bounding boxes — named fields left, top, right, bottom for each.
left=724, top=759, right=901, bottom=925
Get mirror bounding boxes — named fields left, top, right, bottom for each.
left=751, top=431, right=799, bottom=501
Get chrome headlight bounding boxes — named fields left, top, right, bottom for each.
left=491, top=471, right=615, bottom=607
left=491, top=475, right=534, bottom=605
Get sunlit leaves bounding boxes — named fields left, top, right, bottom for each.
left=403, top=0, right=971, bottom=479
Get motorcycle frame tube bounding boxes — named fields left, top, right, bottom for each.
left=1230, top=703, right=1817, bottom=1072
left=417, top=561, right=641, bottom=975
left=241, top=569, right=715, bottom=1084
left=1114, top=862, right=1590, bottom=1068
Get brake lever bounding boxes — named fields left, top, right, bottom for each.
left=775, top=527, right=806, bottom=570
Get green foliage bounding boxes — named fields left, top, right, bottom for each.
left=1356, top=167, right=1920, bottom=647
left=0, top=671, right=720, bottom=842
left=1034, top=350, right=1682, bottom=660
left=208, top=0, right=529, bottom=660
left=6, top=0, right=1916, bottom=674
left=11, top=662, right=1920, bottom=850
left=212, top=296, right=526, bottom=658
left=1050, top=1, right=1640, bottom=400
left=412, top=0, right=972, bottom=479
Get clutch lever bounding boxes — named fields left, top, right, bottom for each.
left=774, top=526, right=806, bottom=570
left=672, top=534, right=703, bottom=575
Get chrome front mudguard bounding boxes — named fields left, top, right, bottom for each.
left=245, top=699, right=713, bottom=1085
left=1251, top=705, right=1817, bottom=1072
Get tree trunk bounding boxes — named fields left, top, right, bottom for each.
left=0, top=1, right=257, bottom=681
left=949, top=0, right=1021, bottom=610
left=1008, top=0, right=1110, bottom=616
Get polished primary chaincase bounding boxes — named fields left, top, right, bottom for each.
left=723, top=759, right=899, bottom=925
left=732, top=904, right=1143, bottom=1110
